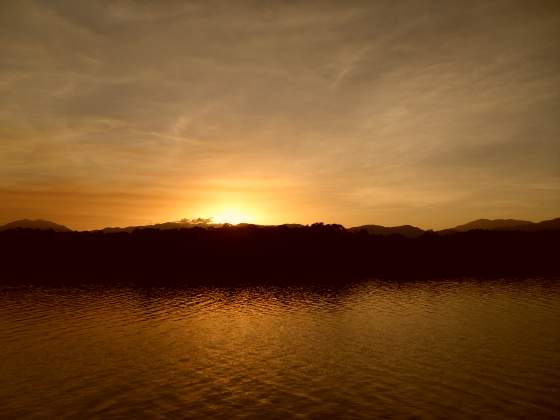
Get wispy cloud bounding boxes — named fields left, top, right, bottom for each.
left=1, top=0, right=559, bottom=228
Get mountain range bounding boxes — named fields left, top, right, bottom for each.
left=1, top=217, right=559, bottom=237
left=0, top=219, right=72, bottom=232
left=347, top=224, right=425, bottom=238
left=436, top=218, right=560, bottom=235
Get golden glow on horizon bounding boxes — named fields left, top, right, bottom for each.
left=206, top=204, right=256, bottom=225
left=1, top=2, right=558, bottom=231
left=172, top=192, right=276, bottom=228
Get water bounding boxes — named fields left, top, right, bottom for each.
left=1, top=279, right=559, bottom=419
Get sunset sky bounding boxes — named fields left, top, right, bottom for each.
left=1, top=0, right=559, bottom=230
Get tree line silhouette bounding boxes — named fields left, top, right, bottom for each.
left=1, top=223, right=558, bottom=285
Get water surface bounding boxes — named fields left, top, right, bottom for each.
left=1, top=278, right=559, bottom=418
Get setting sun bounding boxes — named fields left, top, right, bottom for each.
left=188, top=194, right=269, bottom=226
left=211, top=208, right=254, bottom=225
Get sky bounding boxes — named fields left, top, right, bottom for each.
left=1, top=0, right=559, bottom=230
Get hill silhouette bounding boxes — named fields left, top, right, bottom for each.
left=349, top=224, right=425, bottom=238
left=515, top=217, right=560, bottom=231
left=99, top=217, right=215, bottom=233
left=2, top=217, right=558, bottom=236
left=92, top=217, right=560, bottom=235
left=444, top=218, right=532, bottom=232
left=439, top=217, right=560, bottom=234
left=0, top=219, right=71, bottom=232
left=0, top=220, right=558, bottom=285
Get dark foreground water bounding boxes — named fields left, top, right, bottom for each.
left=1, top=279, right=559, bottom=419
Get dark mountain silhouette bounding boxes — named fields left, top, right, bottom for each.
left=439, top=217, right=560, bottom=234
left=101, top=222, right=193, bottom=233
left=99, top=218, right=216, bottom=233
left=0, top=219, right=71, bottom=232
left=349, top=224, right=425, bottom=238
left=516, top=217, right=560, bottom=231
left=100, top=221, right=304, bottom=233
left=1, top=221, right=558, bottom=285
left=2, top=217, right=559, bottom=236
left=451, top=219, right=532, bottom=231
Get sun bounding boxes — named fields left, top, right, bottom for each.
left=211, top=208, right=254, bottom=225
left=194, top=198, right=263, bottom=225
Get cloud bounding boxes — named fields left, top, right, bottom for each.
left=0, top=0, right=559, bottom=228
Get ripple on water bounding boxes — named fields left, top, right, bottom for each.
left=0, top=278, right=559, bottom=418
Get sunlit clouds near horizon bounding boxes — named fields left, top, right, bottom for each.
left=1, top=0, right=559, bottom=229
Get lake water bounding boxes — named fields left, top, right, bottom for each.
left=1, top=278, right=559, bottom=418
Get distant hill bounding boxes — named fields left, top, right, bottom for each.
left=440, top=218, right=560, bottom=234
left=100, top=221, right=300, bottom=233
left=516, top=218, right=560, bottom=231
left=3, top=221, right=558, bottom=284
left=100, top=221, right=208, bottom=233
left=4, top=217, right=556, bottom=235
left=349, top=224, right=425, bottom=238
left=451, top=219, right=532, bottom=231
left=0, top=219, right=72, bottom=232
